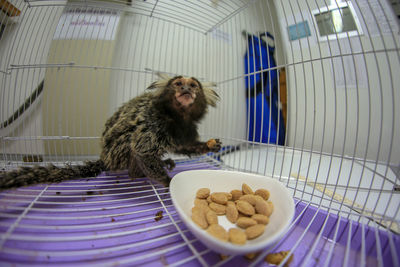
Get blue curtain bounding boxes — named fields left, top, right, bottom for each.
left=244, top=32, right=285, bottom=145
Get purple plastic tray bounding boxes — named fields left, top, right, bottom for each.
left=0, top=159, right=398, bottom=266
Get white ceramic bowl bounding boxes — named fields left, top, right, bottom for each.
left=170, top=169, right=295, bottom=255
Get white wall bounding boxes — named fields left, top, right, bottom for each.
left=0, top=1, right=66, bottom=156
left=274, top=0, right=400, bottom=164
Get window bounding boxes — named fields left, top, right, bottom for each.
left=312, top=2, right=363, bottom=41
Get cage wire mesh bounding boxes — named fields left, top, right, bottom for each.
left=0, top=0, right=399, bottom=266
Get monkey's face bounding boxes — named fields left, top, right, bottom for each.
left=170, top=77, right=202, bottom=108
left=152, top=75, right=210, bottom=121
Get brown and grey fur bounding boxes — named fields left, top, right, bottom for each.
left=0, top=75, right=221, bottom=189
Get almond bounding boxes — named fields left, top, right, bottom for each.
left=191, top=207, right=208, bottom=229
left=206, top=210, right=218, bottom=225
left=236, top=217, right=257, bottom=228
left=209, top=202, right=226, bottom=215
left=255, top=189, right=270, bottom=200
left=266, top=201, right=274, bottom=216
left=239, top=194, right=263, bottom=206
left=236, top=200, right=255, bottom=216
left=245, top=224, right=265, bottom=239
left=194, top=198, right=209, bottom=209
left=231, top=189, right=243, bottom=201
left=207, top=224, right=229, bottom=242
left=226, top=201, right=239, bottom=223
left=254, top=199, right=269, bottom=216
left=244, top=252, right=260, bottom=260
left=211, top=192, right=228, bottom=205
left=219, top=254, right=229, bottom=260
left=265, top=251, right=293, bottom=265
left=196, top=188, right=210, bottom=199
left=242, top=183, right=254, bottom=195
left=223, top=192, right=233, bottom=200
left=251, top=214, right=270, bottom=225
left=228, top=228, right=247, bottom=245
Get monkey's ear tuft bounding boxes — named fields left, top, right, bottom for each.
left=147, top=72, right=172, bottom=90
left=156, top=72, right=172, bottom=81
left=146, top=81, right=158, bottom=90
left=203, top=85, right=220, bottom=107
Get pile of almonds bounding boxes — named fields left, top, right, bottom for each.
left=191, top=183, right=273, bottom=245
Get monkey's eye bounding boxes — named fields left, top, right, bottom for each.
left=175, top=81, right=182, bottom=86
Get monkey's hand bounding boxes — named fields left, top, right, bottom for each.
left=174, top=139, right=222, bottom=156
left=206, top=138, right=222, bottom=153
left=129, top=154, right=171, bottom=187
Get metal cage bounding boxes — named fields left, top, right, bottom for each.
left=0, top=0, right=399, bottom=266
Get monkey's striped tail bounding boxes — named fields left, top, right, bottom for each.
left=0, top=160, right=105, bottom=190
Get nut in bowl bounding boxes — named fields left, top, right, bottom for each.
left=170, top=170, right=295, bottom=255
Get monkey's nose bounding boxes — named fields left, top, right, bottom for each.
left=181, top=85, right=191, bottom=93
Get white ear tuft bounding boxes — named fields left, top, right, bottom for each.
left=201, top=82, right=217, bottom=87
left=203, top=86, right=220, bottom=107
left=147, top=72, right=172, bottom=90
left=155, top=72, right=171, bottom=81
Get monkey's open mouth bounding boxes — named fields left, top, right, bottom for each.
left=181, top=92, right=192, bottom=100
left=176, top=91, right=195, bottom=107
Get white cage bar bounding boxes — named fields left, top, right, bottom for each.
left=0, top=0, right=399, bottom=266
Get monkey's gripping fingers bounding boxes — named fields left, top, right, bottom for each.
left=206, top=138, right=222, bottom=153
left=163, top=158, right=176, bottom=171
left=135, top=155, right=171, bottom=187
left=174, top=140, right=222, bottom=156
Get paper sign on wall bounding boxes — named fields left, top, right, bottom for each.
left=288, top=21, right=311, bottom=41
left=53, top=7, right=120, bottom=40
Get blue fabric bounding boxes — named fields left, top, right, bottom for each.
left=244, top=33, right=285, bottom=145
left=244, top=34, right=277, bottom=97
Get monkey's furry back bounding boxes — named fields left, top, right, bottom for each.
left=0, top=74, right=220, bottom=189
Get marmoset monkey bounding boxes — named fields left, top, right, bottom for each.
left=0, top=74, right=221, bottom=189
